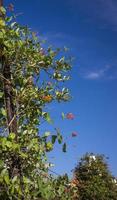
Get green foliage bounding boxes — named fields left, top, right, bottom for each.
left=51, top=174, right=72, bottom=200
left=73, top=153, right=117, bottom=200
left=1, top=6, right=117, bottom=200
left=0, top=6, right=72, bottom=199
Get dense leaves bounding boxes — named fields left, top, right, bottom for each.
left=0, top=6, right=72, bottom=199
left=73, top=153, right=117, bottom=200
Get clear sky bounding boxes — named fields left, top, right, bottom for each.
left=5, top=0, right=117, bottom=177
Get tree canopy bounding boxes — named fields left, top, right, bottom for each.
left=73, top=153, right=117, bottom=200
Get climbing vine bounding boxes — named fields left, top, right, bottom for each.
left=0, top=5, right=73, bottom=199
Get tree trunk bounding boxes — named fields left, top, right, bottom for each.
left=0, top=0, right=3, bottom=7
left=3, top=60, right=18, bottom=138
left=0, top=0, right=19, bottom=177
left=0, top=2, right=24, bottom=198
left=0, top=0, right=17, bottom=138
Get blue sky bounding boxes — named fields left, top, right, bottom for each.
left=5, top=0, right=117, bottom=177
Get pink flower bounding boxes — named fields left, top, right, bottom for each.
left=66, top=113, right=75, bottom=120
left=72, top=132, right=78, bottom=137
left=8, top=4, right=14, bottom=11
left=47, top=82, right=52, bottom=86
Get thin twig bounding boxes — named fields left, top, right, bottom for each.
left=0, top=73, right=11, bottom=84
left=8, top=114, right=16, bottom=127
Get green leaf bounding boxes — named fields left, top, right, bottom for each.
left=6, top=141, right=12, bottom=148
left=20, top=152, right=28, bottom=158
left=11, top=185, right=15, bottom=194
left=11, top=22, right=17, bottom=28
left=55, top=128, right=63, bottom=144
left=43, top=112, right=53, bottom=124
left=9, top=133, right=16, bottom=140
left=44, top=131, right=51, bottom=137
left=51, top=135, right=57, bottom=144
left=1, top=108, right=6, bottom=116
left=62, top=143, right=67, bottom=152
left=61, top=112, right=65, bottom=120
left=0, top=19, right=5, bottom=27
left=0, top=32, right=4, bottom=39
left=0, top=6, right=6, bottom=15
left=46, top=142, right=53, bottom=151
left=0, top=160, right=4, bottom=167
left=0, top=92, right=3, bottom=98
left=4, top=175, right=10, bottom=185
left=6, top=16, right=13, bottom=22
left=57, top=133, right=63, bottom=144
left=1, top=169, right=8, bottom=176
left=23, top=176, right=31, bottom=184
left=12, top=176, right=17, bottom=183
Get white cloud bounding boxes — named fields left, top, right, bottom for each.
left=83, top=65, right=112, bottom=80
left=85, top=72, right=102, bottom=79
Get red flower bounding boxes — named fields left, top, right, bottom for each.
left=72, top=132, right=77, bottom=137
left=41, top=95, right=52, bottom=103
left=66, top=113, right=75, bottom=120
